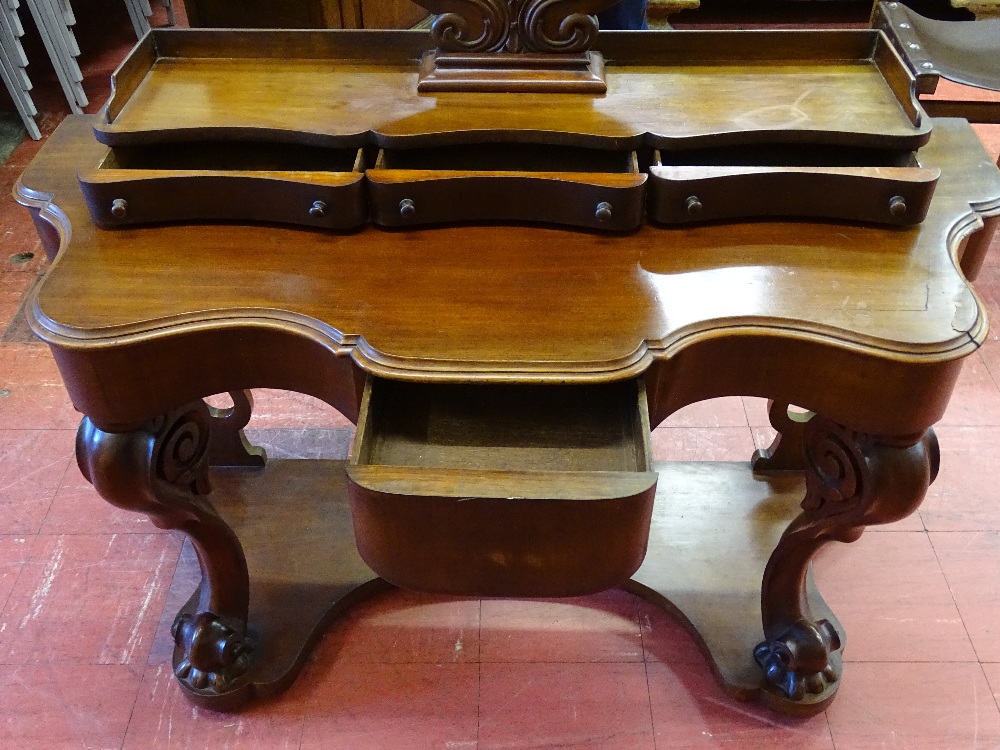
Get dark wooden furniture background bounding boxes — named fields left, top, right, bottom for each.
left=14, top=21, right=1000, bottom=721
left=183, top=0, right=428, bottom=29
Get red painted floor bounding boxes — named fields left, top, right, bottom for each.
left=3, top=4, right=1000, bottom=748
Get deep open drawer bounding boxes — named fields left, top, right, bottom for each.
left=346, top=377, right=657, bottom=597
left=648, top=144, right=940, bottom=226
left=367, top=144, right=647, bottom=231
left=78, top=142, right=367, bottom=228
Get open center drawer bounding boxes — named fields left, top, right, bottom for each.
left=367, top=143, right=647, bottom=231
left=346, top=376, right=658, bottom=597
left=648, top=144, right=940, bottom=226
left=78, top=142, right=367, bottom=229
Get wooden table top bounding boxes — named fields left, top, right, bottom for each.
left=14, top=114, right=1000, bottom=433
left=20, top=116, right=999, bottom=369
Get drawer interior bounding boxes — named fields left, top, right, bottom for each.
left=98, top=141, right=362, bottom=172
left=348, top=376, right=657, bottom=596
left=354, top=378, right=651, bottom=473
left=375, top=144, right=637, bottom=174
left=655, top=144, right=918, bottom=169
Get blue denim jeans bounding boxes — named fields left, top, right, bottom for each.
left=597, top=0, right=649, bottom=30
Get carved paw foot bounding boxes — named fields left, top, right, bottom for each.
left=754, top=619, right=841, bottom=701
left=172, top=612, right=252, bottom=693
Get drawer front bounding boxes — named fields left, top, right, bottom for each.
left=648, top=165, right=940, bottom=226
left=347, top=465, right=657, bottom=597
left=367, top=172, right=647, bottom=231
left=79, top=171, right=368, bottom=229
left=347, top=377, right=657, bottom=596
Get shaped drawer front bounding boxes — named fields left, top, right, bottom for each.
left=79, top=143, right=367, bottom=229
left=367, top=144, right=647, bottom=231
left=648, top=146, right=939, bottom=226
left=347, top=377, right=657, bottom=597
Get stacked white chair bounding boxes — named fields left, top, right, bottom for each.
left=2, top=0, right=173, bottom=141
left=23, top=0, right=87, bottom=114
left=1, top=0, right=42, bottom=139
left=123, top=0, right=174, bottom=36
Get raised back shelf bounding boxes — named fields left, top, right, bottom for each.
left=97, top=28, right=929, bottom=149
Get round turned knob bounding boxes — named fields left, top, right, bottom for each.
left=309, top=200, right=327, bottom=219
left=889, top=195, right=907, bottom=217
left=399, top=198, right=416, bottom=220
left=685, top=195, right=703, bottom=216
left=110, top=198, right=128, bottom=219
left=595, top=201, right=612, bottom=223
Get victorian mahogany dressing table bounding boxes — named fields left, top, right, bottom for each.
left=14, top=0, right=1000, bottom=717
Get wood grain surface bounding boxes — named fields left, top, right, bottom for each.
left=95, top=29, right=930, bottom=149
left=15, top=115, right=1000, bottom=432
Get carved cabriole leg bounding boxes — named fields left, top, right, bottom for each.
left=207, top=390, right=266, bottom=468
left=750, top=400, right=813, bottom=471
left=754, top=415, right=939, bottom=706
left=76, top=399, right=254, bottom=700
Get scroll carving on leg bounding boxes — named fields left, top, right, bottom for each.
left=207, top=390, right=267, bottom=468
left=754, top=415, right=939, bottom=708
left=76, top=399, right=254, bottom=702
left=751, top=400, right=814, bottom=472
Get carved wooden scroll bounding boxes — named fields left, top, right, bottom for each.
left=754, top=416, right=939, bottom=705
left=415, top=0, right=624, bottom=93
left=76, top=401, right=257, bottom=705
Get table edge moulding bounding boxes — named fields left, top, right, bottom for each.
left=12, top=0, right=1000, bottom=718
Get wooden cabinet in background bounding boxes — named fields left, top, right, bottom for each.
left=183, top=0, right=427, bottom=29
left=352, top=0, right=428, bottom=28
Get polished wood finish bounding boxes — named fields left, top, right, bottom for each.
left=76, top=401, right=253, bottom=704
left=417, top=50, right=609, bottom=93
left=751, top=401, right=811, bottom=472
left=755, top=417, right=938, bottom=710
left=368, top=145, right=645, bottom=229
left=150, top=457, right=836, bottom=711
left=416, top=0, right=620, bottom=53
left=627, top=462, right=839, bottom=713
left=411, top=0, right=619, bottom=91
left=207, top=391, right=267, bottom=469
left=78, top=146, right=367, bottom=229
left=18, top=116, right=999, bottom=434
left=346, top=377, right=657, bottom=596
left=172, top=458, right=385, bottom=710
left=95, top=29, right=930, bottom=150
left=13, top=27, right=1000, bottom=719
left=648, top=158, right=940, bottom=226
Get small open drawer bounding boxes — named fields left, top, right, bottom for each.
left=78, top=142, right=367, bottom=229
left=648, top=145, right=940, bottom=226
left=366, top=144, right=647, bottom=231
left=346, top=377, right=657, bottom=597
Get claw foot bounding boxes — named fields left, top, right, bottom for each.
left=754, top=619, right=841, bottom=701
left=172, top=612, right=252, bottom=693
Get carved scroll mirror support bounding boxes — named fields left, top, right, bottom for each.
left=414, top=0, right=624, bottom=93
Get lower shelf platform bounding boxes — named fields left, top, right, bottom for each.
left=627, top=462, right=840, bottom=715
left=172, top=459, right=839, bottom=714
